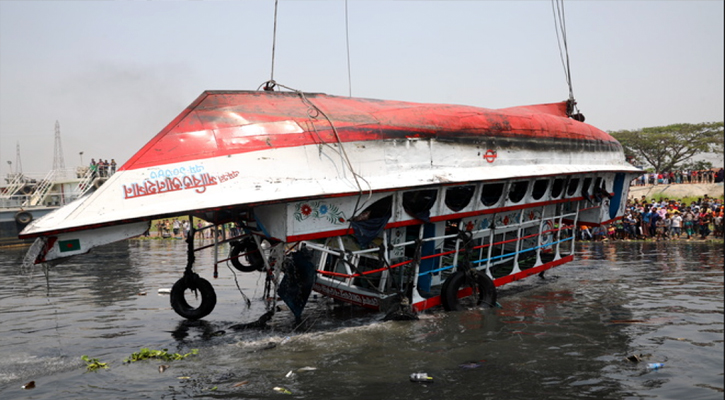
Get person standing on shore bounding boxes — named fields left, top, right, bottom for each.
left=714, top=209, right=724, bottom=238
left=682, top=207, right=696, bottom=239
left=172, top=219, right=181, bottom=238
left=649, top=207, right=661, bottom=239
left=698, top=208, right=713, bottom=239
left=655, top=215, right=666, bottom=241
left=671, top=211, right=683, bottom=239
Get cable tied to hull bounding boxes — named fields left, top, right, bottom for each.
left=257, top=80, right=372, bottom=215
left=551, top=0, right=585, bottom=122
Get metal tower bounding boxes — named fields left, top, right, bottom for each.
left=14, top=141, right=23, bottom=174
left=53, top=120, right=66, bottom=177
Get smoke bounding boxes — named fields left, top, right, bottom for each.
left=51, top=60, right=198, bottom=169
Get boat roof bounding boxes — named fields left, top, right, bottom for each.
left=121, top=90, right=615, bottom=172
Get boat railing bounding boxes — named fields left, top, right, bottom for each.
left=75, top=167, right=97, bottom=196
left=23, top=170, right=57, bottom=207
left=0, top=173, right=30, bottom=200
left=309, top=209, right=579, bottom=290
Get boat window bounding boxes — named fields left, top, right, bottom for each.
left=480, top=182, right=505, bottom=207
left=582, top=177, right=593, bottom=197
left=444, top=185, right=475, bottom=212
left=350, top=196, right=393, bottom=248
left=566, top=178, right=580, bottom=197
left=508, top=181, right=528, bottom=203
left=403, top=189, right=438, bottom=221
left=531, top=179, right=549, bottom=200
left=551, top=178, right=565, bottom=198
left=351, top=196, right=393, bottom=222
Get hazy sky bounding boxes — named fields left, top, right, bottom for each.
left=1, top=1, right=723, bottom=174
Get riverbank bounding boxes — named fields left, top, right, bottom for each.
left=628, top=182, right=724, bottom=201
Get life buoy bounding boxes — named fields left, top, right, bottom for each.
left=15, top=211, right=33, bottom=225
left=170, top=275, right=217, bottom=320
left=229, top=238, right=265, bottom=272
left=440, top=269, right=497, bottom=311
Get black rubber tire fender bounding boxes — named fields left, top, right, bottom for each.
left=170, top=275, right=217, bottom=320
left=229, top=238, right=265, bottom=272
left=15, top=211, right=33, bottom=225
left=440, top=269, right=497, bottom=311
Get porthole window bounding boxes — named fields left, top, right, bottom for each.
left=531, top=179, right=549, bottom=200
left=566, top=178, right=580, bottom=197
left=480, top=182, right=505, bottom=207
left=351, top=196, right=393, bottom=222
left=508, top=181, right=528, bottom=203
left=444, top=185, right=475, bottom=212
left=582, top=177, right=593, bottom=196
left=551, top=178, right=565, bottom=198
left=403, top=189, right=438, bottom=221
left=350, top=196, right=394, bottom=248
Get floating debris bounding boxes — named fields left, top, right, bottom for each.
left=158, top=288, right=171, bottom=295
left=626, top=354, right=642, bottom=363
left=410, top=372, right=433, bottom=383
left=647, top=363, right=665, bottom=370
left=459, top=361, right=484, bottom=369
left=297, top=366, right=317, bottom=372
left=21, top=381, right=35, bottom=389
left=231, top=380, right=249, bottom=388
left=285, top=370, right=294, bottom=378
left=178, top=376, right=191, bottom=380
left=158, top=365, right=169, bottom=373
left=273, top=386, right=292, bottom=394
left=137, top=291, right=147, bottom=296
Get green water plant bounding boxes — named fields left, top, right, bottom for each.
left=124, top=348, right=198, bottom=363
left=81, top=355, right=109, bottom=372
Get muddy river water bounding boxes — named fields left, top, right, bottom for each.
left=1, top=239, right=722, bottom=399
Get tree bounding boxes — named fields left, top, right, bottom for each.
left=609, top=122, right=724, bottom=172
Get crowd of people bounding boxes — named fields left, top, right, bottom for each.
left=579, top=194, right=723, bottom=242
left=632, top=168, right=724, bottom=186
left=147, top=219, right=243, bottom=240
left=90, top=158, right=117, bottom=178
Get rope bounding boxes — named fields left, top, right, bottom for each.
left=269, top=0, right=279, bottom=84
left=551, top=0, right=573, bottom=102
left=257, top=81, right=372, bottom=207
left=345, top=0, right=352, bottom=97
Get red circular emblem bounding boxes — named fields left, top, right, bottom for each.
left=483, top=149, right=497, bottom=163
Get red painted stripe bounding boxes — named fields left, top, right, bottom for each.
left=411, top=255, right=574, bottom=312
left=120, top=91, right=620, bottom=171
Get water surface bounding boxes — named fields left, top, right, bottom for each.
left=0, top=239, right=722, bottom=399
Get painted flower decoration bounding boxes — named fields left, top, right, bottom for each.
left=319, top=205, right=328, bottom=215
left=301, top=204, right=312, bottom=216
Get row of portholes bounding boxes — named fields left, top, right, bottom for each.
left=352, top=175, right=610, bottom=223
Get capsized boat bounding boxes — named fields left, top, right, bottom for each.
left=20, top=89, right=640, bottom=321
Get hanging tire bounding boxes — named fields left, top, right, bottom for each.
left=229, top=238, right=265, bottom=272
left=170, top=275, right=217, bottom=320
left=15, top=211, right=33, bottom=225
left=440, top=269, right=497, bottom=311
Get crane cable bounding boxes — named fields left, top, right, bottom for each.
left=551, top=0, right=584, bottom=121
left=345, top=0, right=353, bottom=97
left=267, top=0, right=279, bottom=90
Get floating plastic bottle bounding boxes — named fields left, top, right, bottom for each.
left=647, top=363, right=665, bottom=370
left=410, top=372, right=433, bottom=383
